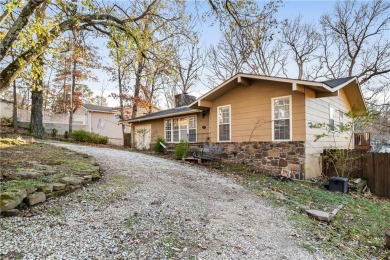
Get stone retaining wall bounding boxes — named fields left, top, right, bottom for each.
left=214, top=141, right=306, bottom=179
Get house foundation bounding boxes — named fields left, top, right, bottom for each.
left=213, top=141, right=306, bottom=179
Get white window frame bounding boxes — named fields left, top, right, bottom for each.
left=339, top=110, right=344, bottom=128
left=164, top=119, right=172, bottom=143
left=188, top=116, right=197, bottom=143
left=217, top=104, right=231, bottom=142
left=329, top=106, right=336, bottom=131
left=164, top=116, right=197, bottom=143
left=271, top=95, right=292, bottom=141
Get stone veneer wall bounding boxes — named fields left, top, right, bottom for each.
left=214, top=141, right=306, bottom=179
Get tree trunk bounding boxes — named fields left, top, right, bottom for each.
left=12, top=79, right=18, bottom=133
left=68, top=57, right=76, bottom=134
left=11, top=48, right=18, bottom=133
left=116, top=50, right=126, bottom=146
left=31, top=90, right=44, bottom=138
left=132, top=60, right=144, bottom=119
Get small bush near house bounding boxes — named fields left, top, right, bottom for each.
left=0, top=117, right=12, bottom=126
left=71, top=130, right=108, bottom=144
left=64, top=131, right=69, bottom=139
left=174, top=140, right=189, bottom=159
left=152, top=137, right=167, bottom=154
left=27, top=123, right=32, bottom=134
left=51, top=128, right=58, bottom=138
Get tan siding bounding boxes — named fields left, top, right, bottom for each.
left=196, top=112, right=210, bottom=143
left=209, top=80, right=306, bottom=142
left=132, top=112, right=205, bottom=144
left=304, top=88, right=353, bottom=178
left=149, top=120, right=165, bottom=141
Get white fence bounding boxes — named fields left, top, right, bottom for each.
left=1, top=102, right=87, bottom=134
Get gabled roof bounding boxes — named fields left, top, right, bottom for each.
left=322, top=76, right=356, bottom=89
left=122, top=106, right=201, bottom=123
left=83, top=104, right=115, bottom=113
left=123, top=74, right=366, bottom=124
left=189, top=73, right=366, bottom=112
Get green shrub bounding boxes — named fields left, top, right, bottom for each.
left=51, top=128, right=58, bottom=138
left=0, top=117, right=12, bottom=126
left=71, top=130, right=108, bottom=144
left=174, top=140, right=189, bottom=159
left=64, top=131, right=69, bottom=139
left=71, top=130, right=89, bottom=142
left=152, top=137, right=167, bottom=154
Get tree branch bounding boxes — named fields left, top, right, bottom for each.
left=0, top=0, right=47, bottom=62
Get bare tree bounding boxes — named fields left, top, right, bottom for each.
left=174, top=34, right=205, bottom=94
left=247, top=28, right=287, bottom=77
left=206, top=27, right=251, bottom=86
left=205, top=0, right=281, bottom=86
left=96, top=81, right=108, bottom=106
left=319, top=0, right=390, bottom=84
left=281, top=16, right=320, bottom=80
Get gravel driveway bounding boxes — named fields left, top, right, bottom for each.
left=1, top=142, right=325, bottom=259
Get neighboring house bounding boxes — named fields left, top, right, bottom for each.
left=124, top=74, right=366, bottom=179
left=0, top=99, right=13, bottom=118
left=74, top=104, right=160, bottom=146
left=73, top=104, right=123, bottom=145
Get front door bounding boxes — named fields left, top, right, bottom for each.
left=134, top=124, right=151, bottom=150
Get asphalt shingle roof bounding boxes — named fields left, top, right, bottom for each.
left=123, top=106, right=197, bottom=122
left=322, top=76, right=356, bottom=89
left=83, top=104, right=115, bottom=112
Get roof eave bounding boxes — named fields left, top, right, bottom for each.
left=325, top=77, right=358, bottom=91
left=354, top=79, right=367, bottom=112
left=121, top=109, right=202, bottom=123
left=189, top=74, right=336, bottom=109
left=86, top=109, right=115, bottom=114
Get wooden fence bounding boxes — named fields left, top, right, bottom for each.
left=322, top=150, right=390, bottom=198
left=124, top=133, right=131, bottom=147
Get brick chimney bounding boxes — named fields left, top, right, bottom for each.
left=174, top=93, right=196, bottom=107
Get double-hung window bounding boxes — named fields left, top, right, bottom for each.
left=218, top=105, right=231, bottom=142
left=180, top=118, right=188, bottom=141
left=165, top=116, right=197, bottom=143
left=165, top=119, right=172, bottom=142
left=188, top=117, right=197, bottom=143
left=339, top=110, right=344, bottom=128
left=329, top=106, right=335, bottom=131
left=272, top=96, right=291, bottom=141
left=172, top=118, right=179, bottom=142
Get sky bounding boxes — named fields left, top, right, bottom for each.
left=88, top=0, right=339, bottom=108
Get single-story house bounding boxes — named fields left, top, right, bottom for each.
left=72, top=104, right=124, bottom=145
left=0, top=98, right=13, bottom=118
left=123, top=74, right=367, bottom=179
left=74, top=104, right=160, bottom=145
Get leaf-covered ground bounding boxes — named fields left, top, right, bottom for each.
left=221, top=163, right=390, bottom=259
left=0, top=139, right=96, bottom=193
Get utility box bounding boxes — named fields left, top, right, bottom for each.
left=329, top=177, right=349, bottom=193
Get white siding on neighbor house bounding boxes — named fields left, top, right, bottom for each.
left=0, top=103, right=88, bottom=126
left=0, top=101, right=13, bottom=118
left=89, top=111, right=123, bottom=145
left=304, top=88, right=353, bottom=178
